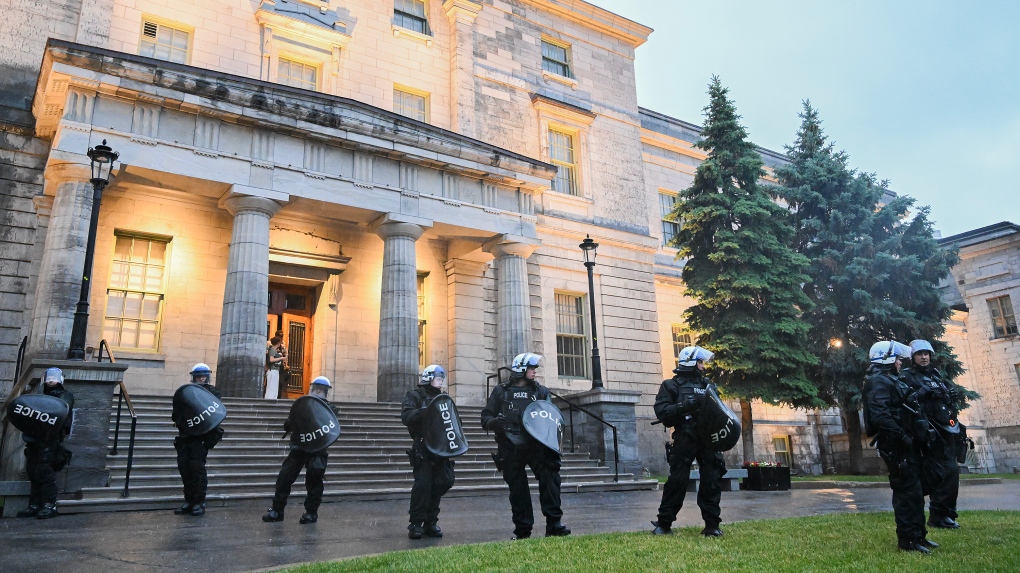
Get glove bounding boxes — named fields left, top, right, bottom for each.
left=947, top=386, right=960, bottom=403
left=914, top=386, right=932, bottom=402
left=677, top=397, right=699, bottom=414
left=899, top=432, right=914, bottom=450
left=488, top=417, right=508, bottom=434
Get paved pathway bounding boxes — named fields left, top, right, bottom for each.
left=2, top=481, right=1018, bottom=573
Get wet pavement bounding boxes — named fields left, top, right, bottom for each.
left=2, top=481, right=1018, bottom=573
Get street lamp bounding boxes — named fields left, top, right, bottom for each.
left=579, top=235, right=603, bottom=389
left=68, top=140, right=119, bottom=360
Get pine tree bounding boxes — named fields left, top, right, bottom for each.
left=773, top=101, right=970, bottom=473
left=672, top=78, right=819, bottom=462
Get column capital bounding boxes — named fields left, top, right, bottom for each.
left=443, top=0, right=482, bottom=22
left=370, top=213, right=432, bottom=241
left=483, top=234, right=540, bottom=259
left=44, top=159, right=93, bottom=190
left=220, top=195, right=283, bottom=218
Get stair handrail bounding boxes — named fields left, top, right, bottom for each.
left=99, top=340, right=139, bottom=498
left=484, top=367, right=512, bottom=399
left=0, top=336, right=30, bottom=470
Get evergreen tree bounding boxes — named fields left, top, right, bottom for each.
left=671, top=78, right=820, bottom=462
left=773, top=102, right=971, bottom=473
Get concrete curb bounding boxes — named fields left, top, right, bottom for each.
left=791, top=477, right=1003, bottom=489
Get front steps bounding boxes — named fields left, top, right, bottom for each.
left=57, top=395, right=658, bottom=513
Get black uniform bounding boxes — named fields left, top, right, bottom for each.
left=171, top=383, right=224, bottom=512
left=900, top=365, right=961, bottom=527
left=20, top=385, right=74, bottom=517
left=401, top=385, right=456, bottom=530
left=652, top=370, right=725, bottom=530
left=480, top=377, right=565, bottom=538
left=269, top=400, right=336, bottom=518
left=863, top=365, right=928, bottom=549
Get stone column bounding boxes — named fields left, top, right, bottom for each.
left=484, top=235, right=539, bottom=368
left=216, top=196, right=282, bottom=397
left=374, top=217, right=428, bottom=403
left=445, top=258, right=490, bottom=405
left=443, top=0, right=482, bottom=138
left=28, top=162, right=95, bottom=360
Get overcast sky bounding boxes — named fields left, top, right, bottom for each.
left=592, top=0, right=1019, bottom=237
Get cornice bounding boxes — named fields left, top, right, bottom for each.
left=520, top=0, right=653, bottom=48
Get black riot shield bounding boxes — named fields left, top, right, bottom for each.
left=173, top=384, right=227, bottom=437
left=522, top=400, right=564, bottom=454
left=696, top=386, right=741, bottom=452
left=289, top=396, right=342, bottom=453
left=422, top=394, right=469, bottom=457
left=7, top=394, right=70, bottom=441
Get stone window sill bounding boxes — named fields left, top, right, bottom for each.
left=542, top=70, right=578, bottom=90
left=546, top=189, right=593, bottom=204
left=392, top=24, right=434, bottom=47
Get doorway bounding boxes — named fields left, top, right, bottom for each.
left=267, top=283, right=315, bottom=399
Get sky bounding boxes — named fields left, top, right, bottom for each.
left=590, top=0, right=1019, bottom=237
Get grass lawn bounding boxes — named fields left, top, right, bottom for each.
left=280, top=510, right=1019, bottom=573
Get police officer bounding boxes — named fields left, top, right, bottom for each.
left=650, top=346, right=725, bottom=537
left=401, top=365, right=456, bottom=539
left=481, top=353, right=570, bottom=540
left=263, top=376, right=335, bottom=524
left=171, top=363, right=224, bottom=517
left=900, top=339, right=963, bottom=530
left=17, top=367, right=74, bottom=519
left=863, top=340, right=939, bottom=554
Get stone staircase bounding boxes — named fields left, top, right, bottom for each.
left=57, top=395, right=658, bottom=513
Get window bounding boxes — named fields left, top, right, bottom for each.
left=394, top=88, right=428, bottom=122
left=549, top=129, right=578, bottom=196
left=278, top=58, right=318, bottom=91
left=671, top=324, right=692, bottom=363
left=773, top=436, right=792, bottom=467
left=103, top=233, right=169, bottom=350
left=139, top=20, right=190, bottom=64
left=660, top=192, right=680, bottom=247
left=541, top=39, right=572, bottom=78
left=394, top=0, right=430, bottom=35
left=988, top=295, right=1018, bottom=338
left=418, top=273, right=427, bottom=370
left=555, top=293, right=588, bottom=378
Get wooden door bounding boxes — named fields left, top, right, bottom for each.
left=282, top=312, right=312, bottom=398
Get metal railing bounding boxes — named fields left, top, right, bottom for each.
left=98, top=340, right=139, bottom=497
left=485, top=368, right=619, bottom=482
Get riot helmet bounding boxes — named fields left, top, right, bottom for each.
left=510, top=353, right=542, bottom=380
left=310, top=376, right=331, bottom=399
left=43, top=367, right=64, bottom=387
left=909, top=339, right=934, bottom=368
left=420, top=364, right=446, bottom=388
left=868, top=341, right=911, bottom=365
left=674, top=346, right=714, bottom=373
left=189, top=363, right=212, bottom=384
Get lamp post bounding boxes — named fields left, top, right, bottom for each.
left=579, top=235, right=603, bottom=389
left=67, top=140, right=119, bottom=360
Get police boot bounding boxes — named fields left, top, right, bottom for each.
left=928, top=516, right=960, bottom=529
left=299, top=512, right=318, bottom=524
left=36, top=503, right=58, bottom=519
left=651, top=521, right=672, bottom=535
left=423, top=522, right=443, bottom=538
left=700, top=524, right=723, bottom=537
left=898, top=538, right=932, bottom=554
left=189, top=504, right=205, bottom=516
left=546, top=522, right=571, bottom=537
left=16, top=504, right=40, bottom=518
left=262, top=508, right=284, bottom=522
left=407, top=523, right=424, bottom=539
left=511, top=529, right=531, bottom=541
left=921, top=538, right=940, bottom=549
left=173, top=503, right=193, bottom=515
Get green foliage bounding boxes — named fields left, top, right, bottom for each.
left=670, top=77, right=819, bottom=408
left=281, top=511, right=1020, bottom=573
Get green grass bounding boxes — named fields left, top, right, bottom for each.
left=280, top=511, right=1019, bottom=573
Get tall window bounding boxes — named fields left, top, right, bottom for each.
left=418, top=273, right=427, bottom=370
left=555, top=293, right=588, bottom=378
left=103, top=233, right=169, bottom=350
left=541, top=39, right=572, bottom=78
left=278, top=58, right=318, bottom=91
left=394, top=88, right=428, bottom=122
left=394, top=0, right=429, bottom=34
left=660, top=192, right=680, bottom=247
left=139, top=20, right=189, bottom=64
left=988, top=295, right=1018, bottom=338
left=773, top=436, right=792, bottom=467
left=549, top=129, right=578, bottom=196
left=671, top=324, right=691, bottom=362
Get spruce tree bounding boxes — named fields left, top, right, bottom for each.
left=774, top=102, right=970, bottom=473
left=672, top=78, right=819, bottom=462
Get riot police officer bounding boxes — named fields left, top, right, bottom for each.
left=263, top=376, right=335, bottom=524
left=171, top=363, right=224, bottom=517
left=481, top=353, right=570, bottom=540
left=401, top=365, right=456, bottom=539
left=863, top=340, right=939, bottom=553
left=17, top=367, right=74, bottom=519
left=650, top=346, right=725, bottom=537
left=901, top=339, right=963, bottom=530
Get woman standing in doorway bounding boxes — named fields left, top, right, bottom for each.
left=265, top=336, right=286, bottom=399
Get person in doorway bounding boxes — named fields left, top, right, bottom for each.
left=401, top=365, right=456, bottom=539
left=17, top=367, right=74, bottom=519
left=265, top=335, right=286, bottom=399
left=171, top=363, right=224, bottom=517
left=481, top=353, right=570, bottom=540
